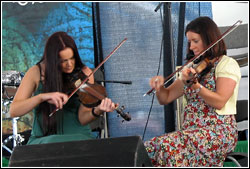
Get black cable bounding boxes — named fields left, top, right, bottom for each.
left=142, top=94, right=155, bottom=141
left=142, top=6, right=164, bottom=141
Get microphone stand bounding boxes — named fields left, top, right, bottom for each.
left=95, top=80, right=132, bottom=85
left=154, top=2, right=163, bottom=12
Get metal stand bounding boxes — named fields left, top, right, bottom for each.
left=2, top=91, right=24, bottom=155
left=2, top=136, right=13, bottom=154
left=12, top=117, right=24, bottom=147
left=102, top=112, right=109, bottom=138
left=100, top=81, right=108, bottom=138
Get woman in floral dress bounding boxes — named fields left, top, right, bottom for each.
left=144, top=17, right=241, bottom=167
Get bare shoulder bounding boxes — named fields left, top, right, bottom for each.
left=12, top=65, right=41, bottom=101
left=27, top=65, right=40, bottom=79
left=22, top=65, right=41, bottom=90
left=82, top=66, right=94, bottom=83
left=82, top=66, right=93, bottom=76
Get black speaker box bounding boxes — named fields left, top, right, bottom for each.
left=9, top=135, right=152, bottom=167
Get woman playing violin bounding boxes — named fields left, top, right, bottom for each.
left=144, top=16, right=241, bottom=167
left=9, top=31, right=116, bottom=144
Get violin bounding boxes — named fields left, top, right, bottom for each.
left=185, top=56, right=219, bottom=84
left=66, top=69, right=131, bottom=121
left=49, top=38, right=130, bottom=121
left=193, top=57, right=216, bottom=74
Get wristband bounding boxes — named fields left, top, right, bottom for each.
left=194, top=84, right=203, bottom=93
left=92, top=108, right=100, bottom=117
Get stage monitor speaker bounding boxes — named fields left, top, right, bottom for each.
left=9, top=135, right=152, bottom=167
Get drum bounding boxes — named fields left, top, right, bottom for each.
left=2, top=71, right=24, bottom=99
left=2, top=71, right=24, bottom=86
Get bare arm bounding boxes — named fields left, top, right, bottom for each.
left=182, top=67, right=236, bottom=110
left=192, top=77, right=236, bottom=110
left=9, top=66, right=41, bottom=117
left=9, top=65, right=68, bottom=117
left=150, top=76, right=184, bottom=105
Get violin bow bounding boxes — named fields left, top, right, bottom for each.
left=49, top=38, right=128, bottom=117
left=144, top=20, right=242, bottom=96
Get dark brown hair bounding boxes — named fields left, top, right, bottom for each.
left=37, top=32, right=85, bottom=136
left=185, top=16, right=227, bottom=61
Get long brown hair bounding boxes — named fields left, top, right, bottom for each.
left=37, top=31, right=85, bottom=136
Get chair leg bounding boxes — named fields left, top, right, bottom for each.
left=226, top=156, right=242, bottom=167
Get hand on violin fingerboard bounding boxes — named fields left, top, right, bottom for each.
left=95, top=98, right=117, bottom=114
left=181, top=67, right=197, bottom=85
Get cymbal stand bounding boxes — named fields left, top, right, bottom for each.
left=2, top=87, right=24, bottom=155
left=2, top=135, right=13, bottom=154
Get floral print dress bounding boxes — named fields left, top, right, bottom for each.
left=144, top=61, right=238, bottom=167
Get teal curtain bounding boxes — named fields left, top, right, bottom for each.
left=2, top=2, right=94, bottom=72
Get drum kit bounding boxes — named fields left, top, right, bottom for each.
left=2, top=70, right=25, bottom=155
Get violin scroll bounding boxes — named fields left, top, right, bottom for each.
left=77, top=83, right=131, bottom=121
left=116, top=105, right=131, bottom=121
left=77, top=82, right=131, bottom=121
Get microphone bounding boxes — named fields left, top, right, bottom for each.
left=154, top=2, right=163, bottom=12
